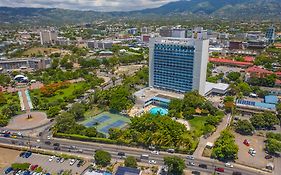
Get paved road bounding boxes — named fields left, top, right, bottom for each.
left=0, top=136, right=271, bottom=175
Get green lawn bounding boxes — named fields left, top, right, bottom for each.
left=31, top=82, right=87, bottom=103
left=0, top=92, right=19, bottom=111
left=188, top=116, right=208, bottom=137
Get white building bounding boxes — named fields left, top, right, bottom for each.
left=40, top=30, right=58, bottom=45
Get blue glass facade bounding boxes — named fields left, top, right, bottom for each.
left=153, top=43, right=195, bottom=92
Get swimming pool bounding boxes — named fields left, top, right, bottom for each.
left=149, top=107, right=168, bottom=116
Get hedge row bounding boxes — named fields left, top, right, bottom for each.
left=54, top=133, right=117, bottom=144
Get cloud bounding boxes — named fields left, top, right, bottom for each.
left=0, top=0, right=178, bottom=11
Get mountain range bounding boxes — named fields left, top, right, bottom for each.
left=0, top=0, right=281, bottom=25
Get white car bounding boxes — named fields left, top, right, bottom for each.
left=36, top=139, right=40, bottom=143
left=225, top=162, right=234, bottom=168
left=148, top=160, right=157, bottom=164
left=70, top=159, right=76, bottom=166
left=49, top=155, right=55, bottom=162
left=188, top=162, right=195, bottom=166
left=186, top=155, right=195, bottom=160
left=249, top=148, right=256, bottom=156
left=47, top=136, right=51, bottom=140
left=151, top=150, right=159, bottom=155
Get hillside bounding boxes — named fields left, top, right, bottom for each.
left=0, top=0, right=281, bottom=25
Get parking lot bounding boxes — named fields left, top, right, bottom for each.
left=234, top=133, right=273, bottom=169
left=16, top=153, right=90, bottom=174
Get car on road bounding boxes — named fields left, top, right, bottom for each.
left=53, top=143, right=60, bottom=147
left=167, top=149, right=175, bottom=153
left=186, top=155, right=195, bottom=160
left=54, top=146, right=60, bottom=150
left=118, top=152, right=126, bottom=157
left=148, top=160, right=157, bottom=164
left=188, top=162, right=195, bottom=166
left=47, top=136, right=51, bottom=140
left=44, top=141, right=51, bottom=145
left=151, top=150, right=159, bottom=155
left=215, top=167, right=224, bottom=172
left=70, top=159, right=76, bottom=166
left=198, top=164, right=207, bottom=169
left=5, top=167, right=13, bottom=174
left=243, top=139, right=250, bottom=146
left=36, top=139, right=40, bottom=143
left=140, top=154, right=149, bottom=159
left=49, top=156, right=55, bottom=162
left=225, top=162, right=234, bottom=168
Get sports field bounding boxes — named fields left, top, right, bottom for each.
left=81, top=111, right=131, bottom=136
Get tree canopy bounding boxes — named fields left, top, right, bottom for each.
left=94, top=150, right=111, bottom=167
left=164, top=156, right=185, bottom=175
left=235, top=120, right=255, bottom=135
left=250, top=113, right=279, bottom=130
left=212, top=130, right=238, bottom=161
left=124, top=156, right=137, bottom=168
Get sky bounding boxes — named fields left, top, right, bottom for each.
left=0, top=0, right=179, bottom=11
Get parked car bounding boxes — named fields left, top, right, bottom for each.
left=30, top=165, right=38, bottom=171
left=148, top=160, right=157, bottom=164
left=215, top=167, right=224, bottom=172
left=24, top=151, right=32, bottom=158
left=191, top=171, right=200, bottom=175
left=60, top=158, right=65, bottom=163
left=243, top=139, right=250, bottom=146
left=77, top=160, right=85, bottom=167
left=118, top=152, right=125, bottom=157
left=56, top=157, right=62, bottom=163
left=265, top=155, right=273, bottom=159
left=248, top=148, right=256, bottom=156
left=49, top=156, right=55, bottom=162
left=70, top=159, right=76, bottom=166
left=4, top=167, right=13, bottom=174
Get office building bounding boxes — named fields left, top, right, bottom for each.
left=128, top=28, right=138, bottom=35
left=265, top=26, right=276, bottom=44
left=159, top=27, right=172, bottom=37
left=40, top=30, right=58, bottom=45
left=171, top=29, right=186, bottom=38
left=149, top=36, right=209, bottom=95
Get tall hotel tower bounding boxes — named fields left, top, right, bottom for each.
left=149, top=30, right=209, bottom=95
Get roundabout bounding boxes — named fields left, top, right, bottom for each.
left=4, top=112, right=50, bottom=131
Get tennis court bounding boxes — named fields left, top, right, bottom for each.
left=81, top=111, right=130, bottom=136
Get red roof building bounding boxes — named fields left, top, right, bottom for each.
left=244, top=56, right=255, bottom=62
left=209, top=57, right=253, bottom=67
left=246, top=66, right=273, bottom=78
